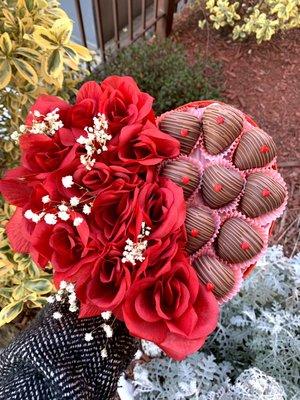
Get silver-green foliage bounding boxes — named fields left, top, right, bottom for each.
left=132, top=246, right=300, bottom=399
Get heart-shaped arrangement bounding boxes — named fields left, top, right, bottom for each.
left=158, top=100, right=287, bottom=298
left=0, top=78, right=287, bottom=361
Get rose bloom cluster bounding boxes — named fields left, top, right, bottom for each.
left=0, top=76, right=218, bottom=360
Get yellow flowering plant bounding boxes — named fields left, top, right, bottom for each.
left=0, top=0, right=92, bottom=172
left=198, top=0, right=300, bottom=43
left=0, top=202, right=54, bottom=327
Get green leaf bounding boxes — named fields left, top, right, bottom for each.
left=24, top=278, right=53, bottom=294
left=25, top=0, right=35, bottom=12
left=0, top=301, right=23, bottom=326
left=0, top=32, right=13, bottom=55
left=45, top=49, right=63, bottom=77
left=12, top=58, right=38, bottom=85
left=63, top=45, right=79, bottom=64
left=14, top=47, right=40, bottom=61
left=33, top=27, right=58, bottom=49
left=0, top=59, right=12, bottom=89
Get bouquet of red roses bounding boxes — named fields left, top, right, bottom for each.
left=0, top=76, right=287, bottom=360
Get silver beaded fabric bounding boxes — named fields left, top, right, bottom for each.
left=0, top=303, right=137, bottom=399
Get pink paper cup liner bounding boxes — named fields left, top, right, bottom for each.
left=239, top=167, right=288, bottom=226
left=191, top=247, right=244, bottom=305
left=214, top=211, right=269, bottom=271
left=199, top=158, right=246, bottom=215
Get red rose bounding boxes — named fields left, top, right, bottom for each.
left=26, top=95, right=70, bottom=127
left=134, top=178, right=186, bottom=240
left=112, top=121, right=180, bottom=166
left=73, top=162, right=142, bottom=195
left=90, top=184, right=139, bottom=244
left=19, top=133, right=77, bottom=174
left=77, top=245, right=131, bottom=319
left=98, top=76, right=155, bottom=134
left=123, top=251, right=219, bottom=360
left=30, top=219, right=90, bottom=271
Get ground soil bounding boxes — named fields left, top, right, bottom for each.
left=173, top=7, right=300, bottom=256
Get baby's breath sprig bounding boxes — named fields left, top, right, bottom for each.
left=122, top=222, right=151, bottom=266
left=77, top=113, right=111, bottom=170
left=48, top=281, right=78, bottom=319
left=11, top=108, right=63, bottom=142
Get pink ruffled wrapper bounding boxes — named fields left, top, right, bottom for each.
left=214, top=211, right=270, bottom=272
left=239, top=167, right=288, bottom=226
left=198, top=158, right=246, bottom=215
left=191, top=247, right=244, bottom=305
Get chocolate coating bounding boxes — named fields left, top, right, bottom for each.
left=240, top=172, right=286, bottom=218
left=202, top=103, right=243, bottom=155
left=201, top=165, right=244, bottom=209
left=216, top=217, right=264, bottom=263
left=193, top=255, right=236, bottom=300
left=160, top=158, right=200, bottom=200
left=185, top=206, right=216, bottom=254
left=233, top=127, right=276, bottom=170
left=159, top=111, right=201, bottom=155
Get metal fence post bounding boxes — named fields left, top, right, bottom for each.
left=156, top=0, right=176, bottom=38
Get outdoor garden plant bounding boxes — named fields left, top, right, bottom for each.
left=0, top=0, right=91, bottom=173
left=198, top=0, right=300, bottom=43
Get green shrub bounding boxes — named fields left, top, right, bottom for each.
left=88, top=39, right=221, bottom=115
left=198, top=0, right=300, bottom=43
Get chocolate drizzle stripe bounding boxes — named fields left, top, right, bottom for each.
left=240, top=172, right=286, bottom=217
left=161, top=159, right=201, bottom=199
left=159, top=112, right=202, bottom=155
left=203, top=105, right=243, bottom=155
left=193, top=256, right=235, bottom=299
left=233, top=127, right=276, bottom=170
left=216, top=218, right=263, bottom=263
left=185, top=207, right=215, bottom=254
left=202, top=165, right=244, bottom=209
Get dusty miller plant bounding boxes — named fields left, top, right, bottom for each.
left=131, top=246, right=300, bottom=399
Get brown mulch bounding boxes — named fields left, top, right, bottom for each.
left=173, top=7, right=300, bottom=256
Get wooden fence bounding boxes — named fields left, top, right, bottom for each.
left=61, top=0, right=191, bottom=62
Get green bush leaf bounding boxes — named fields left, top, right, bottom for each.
left=46, top=49, right=63, bottom=77
left=0, top=32, right=13, bottom=55
left=0, top=58, right=12, bottom=89
left=12, top=58, right=38, bottom=85
left=0, top=301, right=23, bottom=327
left=24, top=278, right=53, bottom=294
